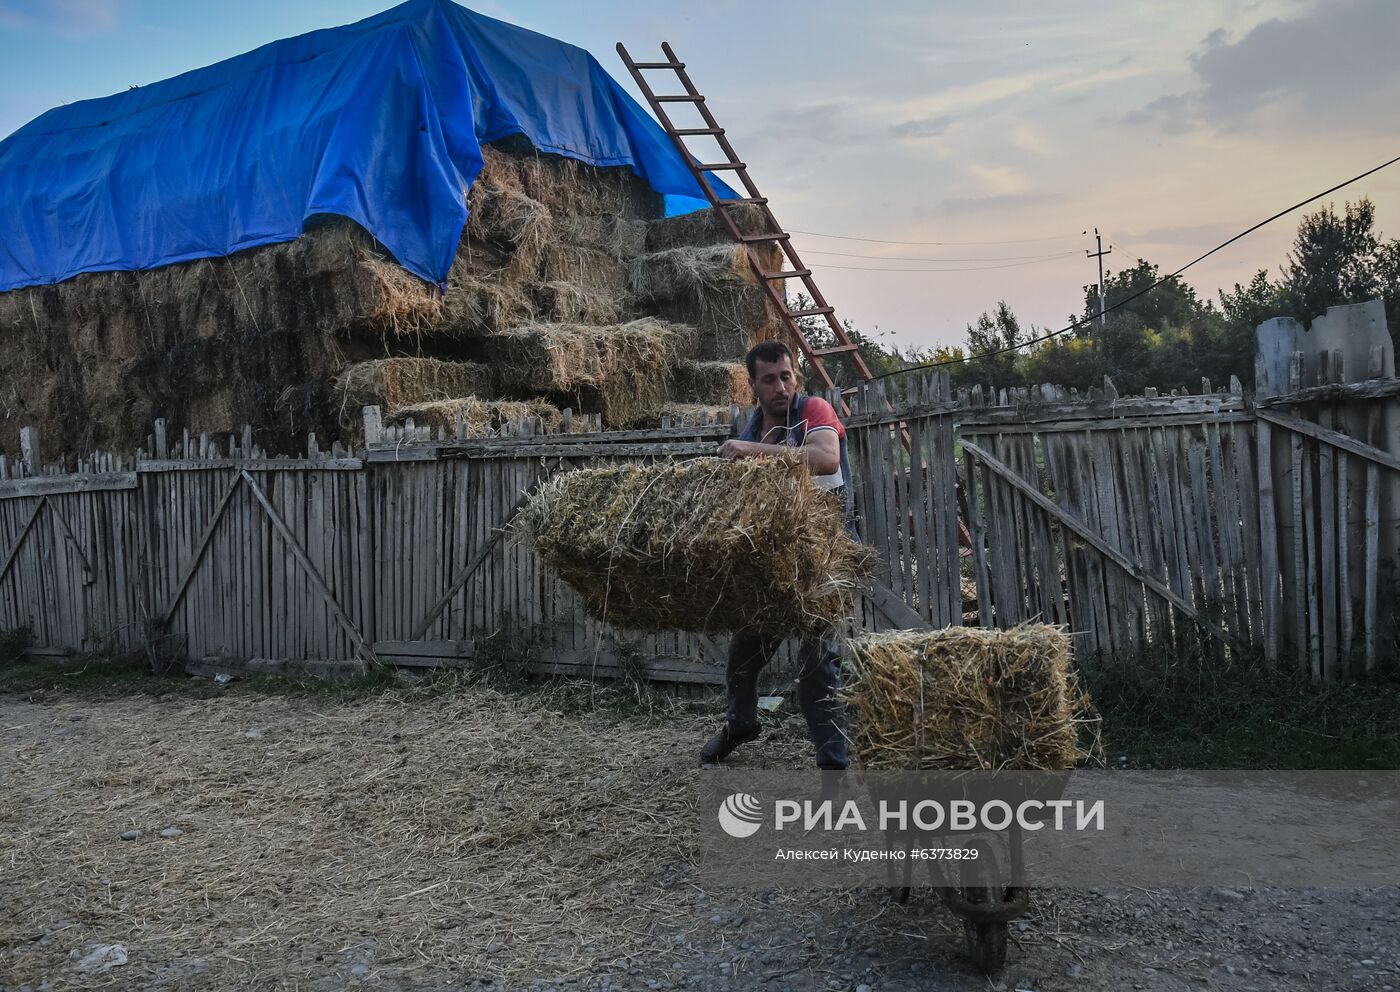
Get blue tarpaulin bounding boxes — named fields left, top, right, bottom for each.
left=0, top=0, right=734, bottom=294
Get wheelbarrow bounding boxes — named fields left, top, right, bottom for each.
left=866, top=773, right=1058, bottom=975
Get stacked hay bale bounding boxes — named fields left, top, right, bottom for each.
left=629, top=239, right=789, bottom=362
left=476, top=317, right=692, bottom=426
left=843, top=625, right=1097, bottom=771
left=0, top=136, right=784, bottom=454
left=516, top=457, right=876, bottom=635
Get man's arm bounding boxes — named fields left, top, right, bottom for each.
left=717, top=432, right=840, bottom=476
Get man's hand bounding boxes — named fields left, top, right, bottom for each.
left=718, top=439, right=758, bottom=460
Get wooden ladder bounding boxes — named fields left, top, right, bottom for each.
left=617, top=41, right=873, bottom=410
left=618, top=42, right=974, bottom=551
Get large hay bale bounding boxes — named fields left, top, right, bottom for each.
left=645, top=203, right=773, bottom=252
left=628, top=244, right=753, bottom=304
left=332, top=358, right=491, bottom=413
left=437, top=262, right=536, bottom=336
left=530, top=281, right=625, bottom=325
left=556, top=216, right=649, bottom=259
left=652, top=403, right=729, bottom=427
left=483, top=318, right=691, bottom=426
left=480, top=139, right=663, bottom=220
left=540, top=243, right=630, bottom=300
left=388, top=396, right=571, bottom=437
left=516, top=456, right=875, bottom=635
left=671, top=360, right=749, bottom=406
left=842, top=625, right=1095, bottom=771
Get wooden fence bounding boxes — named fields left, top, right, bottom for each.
left=2, top=300, right=1397, bottom=683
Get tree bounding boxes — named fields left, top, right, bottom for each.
left=960, top=301, right=1027, bottom=392
left=790, top=293, right=906, bottom=391
left=1078, top=258, right=1213, bottom=331
left=1216, top=269, right=1282, bottom=380
left=1280, top=199, right=1381, bottom=324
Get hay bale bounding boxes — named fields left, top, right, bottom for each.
left=484, top=318, right=691, bottom=426
left=541, top=244, right=630, bottom=298
left=671, top=360, right=749, bottom=406
left=332, top=358, right=491, bottom=413
left=466, top=182, right=551, bottom=277
left=438, top=264, right=537, bottom=336
left=628, top=244, right=753, bottom=305
left=531, top=281, right=626, bottom=325
left=645, top=203, right=773, bottom=252
left=842, top=625, right=1096, bottom=771
left=652, top=403, right=729, bottom=427
left=516, top=456, right=875, bottom=635
left=481, top=139, right=663, bottom=219
left=388, top=396, right=571, bottom=437
left=654, top=291, right=789, bottom=362
left=556, top=216, right=648, bottom=260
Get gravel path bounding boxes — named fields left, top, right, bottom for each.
left=0, top=684, right=1395, bottom=991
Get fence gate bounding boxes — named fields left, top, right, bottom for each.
left=0, top=463, right=140, bottom=656
left=956, top=382, right=1259, bottom=663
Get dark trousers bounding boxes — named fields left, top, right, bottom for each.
left=726, top=632, right=848, bottom=769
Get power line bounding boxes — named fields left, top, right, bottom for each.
left=804, top=247, right=1079, bottom=263
left=810, top=252, right=1080, bottom=273
left=788, top=228, right=1084, bottom=247
left=869, top=150, right=1400, bottom=380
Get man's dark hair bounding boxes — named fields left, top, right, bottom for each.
left=745, top=340, right=794, bottom=380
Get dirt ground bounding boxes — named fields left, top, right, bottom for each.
left=1, top=679, right=1397, bottom=992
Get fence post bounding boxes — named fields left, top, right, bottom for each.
left=19, top=426, right=40, bottom=476
left=362, top=405, right=383, bottom=446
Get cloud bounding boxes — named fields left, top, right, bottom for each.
left=928, top=192, right=1057, bottom=218
left=746, top=99, right=873, bottom=152
left=1123, top=0, right=1400, bottom=134
left=1122, top=222, right=1242, bottom=247
left=893, top=68, right=1056, bottom=120
left=1120, top=93, right=1196, bottom=135
left=890, top=114, right=951, bottom=140
left=966, top=163, right=1029, bottom=196
left=0, top=0, right=120, bottom=34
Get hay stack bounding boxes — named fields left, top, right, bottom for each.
left=483, top=318, right=691, bottom=426
left=531, top=281, right=624, bottom=325
left=672, top=360, right=750, bottom=406
left=653, top=403, right=729, bottom=427
left=843, top=625, right=1094, bottom=771
left=629, top=243, right=789, bottom=361
left=478, top=138, right=662, bottom=220
left=628, top=244, right=753, bottom=305
left=646, top=203, right=773, bottom=252
left=516, top=456, right=875, bottom=635
left=388, top=396, right=571, bottom=437
left=332, top=358, right=491, bottom=413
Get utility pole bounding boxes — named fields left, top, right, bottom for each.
left=1087, top=228, right=1112, bottom=327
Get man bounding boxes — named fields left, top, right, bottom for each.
left=701, top=340, right=855, bottom=770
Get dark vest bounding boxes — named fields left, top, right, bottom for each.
left=739, top=394, right=857, bottom=536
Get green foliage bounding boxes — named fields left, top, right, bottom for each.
left=1084, top=653, right=1400, bottom=769
left=780, top=200, right=1400, bottom=396
left=1078, top=258, right=1213, bottom=331
left=0, top=626, right=33, bottom=663
left=949, top=198, right=1400, bottom=393
left=956, top=301, right=1027, bottom=393
left=1281, top=198, right=1383, bottom=326
left=792, top=293, right=909, bottom=390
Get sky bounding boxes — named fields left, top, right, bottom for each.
left=2, top=0, right=1398, bottom=352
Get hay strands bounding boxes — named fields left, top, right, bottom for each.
left=843, top=624, right=1101, bottom=772
left=515, top=455, right=874, bottom=636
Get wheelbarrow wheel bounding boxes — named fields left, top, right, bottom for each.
left=959, top=847, right=1008, bottom=974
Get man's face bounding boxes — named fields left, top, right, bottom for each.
left=751, top=355, right=797, bottom=422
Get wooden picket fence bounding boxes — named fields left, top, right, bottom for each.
left=1, top=300, right=1397, bottom=683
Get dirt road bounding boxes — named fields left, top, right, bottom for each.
left=1, top=683, right=1395, bottom=991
